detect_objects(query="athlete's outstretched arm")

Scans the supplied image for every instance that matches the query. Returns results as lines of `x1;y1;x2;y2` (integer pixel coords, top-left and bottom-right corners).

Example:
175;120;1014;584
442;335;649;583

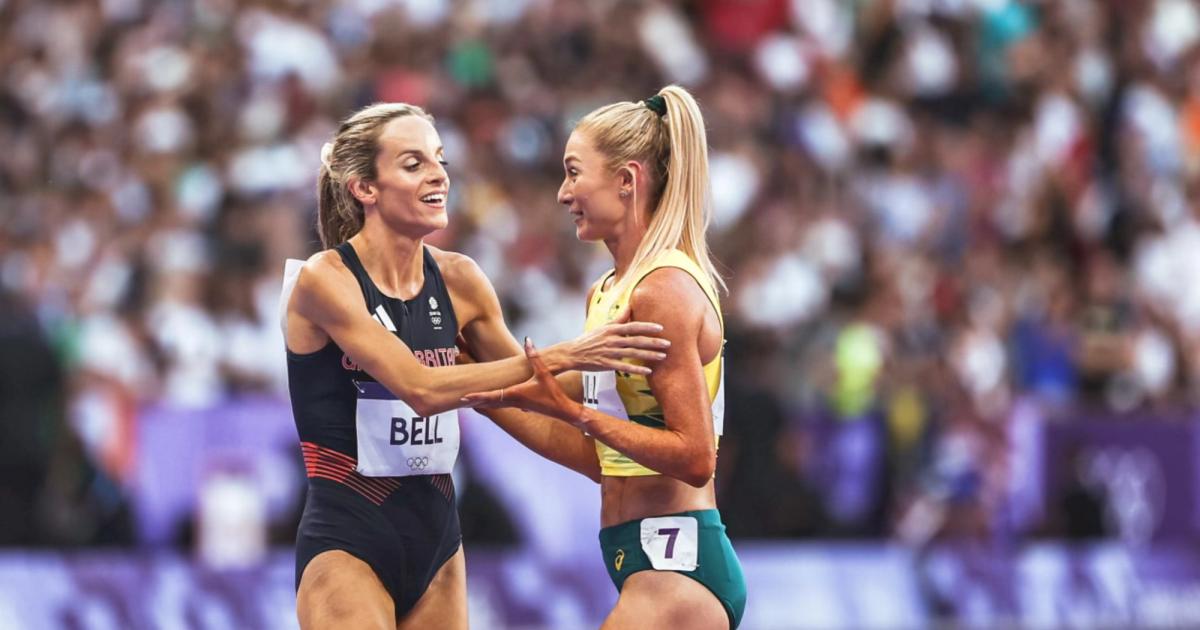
289;251;668;417
465;268;718;488
442;254;604;482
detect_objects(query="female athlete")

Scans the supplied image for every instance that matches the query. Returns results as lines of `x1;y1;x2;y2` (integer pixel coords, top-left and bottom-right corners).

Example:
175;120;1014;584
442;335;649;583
464;86;747;629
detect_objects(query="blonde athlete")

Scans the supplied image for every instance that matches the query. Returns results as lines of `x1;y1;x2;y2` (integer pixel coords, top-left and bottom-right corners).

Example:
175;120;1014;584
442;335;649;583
464;86;746;629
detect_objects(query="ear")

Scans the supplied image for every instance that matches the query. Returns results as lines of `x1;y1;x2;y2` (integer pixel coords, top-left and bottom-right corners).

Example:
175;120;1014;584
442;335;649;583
348;176;377;206
617;161;642;199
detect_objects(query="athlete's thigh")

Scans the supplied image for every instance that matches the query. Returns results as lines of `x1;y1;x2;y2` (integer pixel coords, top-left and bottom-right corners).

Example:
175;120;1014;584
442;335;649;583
602;570;728;630
297;550;394;630
397;546;467;630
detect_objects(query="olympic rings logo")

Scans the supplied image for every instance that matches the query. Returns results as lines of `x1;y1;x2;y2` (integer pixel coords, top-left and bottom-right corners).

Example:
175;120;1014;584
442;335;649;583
407;456;430;470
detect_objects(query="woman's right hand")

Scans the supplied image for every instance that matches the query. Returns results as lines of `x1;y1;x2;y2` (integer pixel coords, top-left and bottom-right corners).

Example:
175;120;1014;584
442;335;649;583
462;339;579;418
542;308;669;376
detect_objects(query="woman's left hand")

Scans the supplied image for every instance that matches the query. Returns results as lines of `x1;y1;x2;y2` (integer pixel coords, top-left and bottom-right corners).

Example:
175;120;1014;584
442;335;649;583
462;338;582;422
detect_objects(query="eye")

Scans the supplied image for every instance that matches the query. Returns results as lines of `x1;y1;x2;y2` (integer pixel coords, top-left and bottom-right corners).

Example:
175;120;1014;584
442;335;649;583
404;161;420;172
568;167;579;177
438;159;449;168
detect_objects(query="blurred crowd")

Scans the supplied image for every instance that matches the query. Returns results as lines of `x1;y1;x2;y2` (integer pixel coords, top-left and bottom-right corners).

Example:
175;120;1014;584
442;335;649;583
3;0;1200;546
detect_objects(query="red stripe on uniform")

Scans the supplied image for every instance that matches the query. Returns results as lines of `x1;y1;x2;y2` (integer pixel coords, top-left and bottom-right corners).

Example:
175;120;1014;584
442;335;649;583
309;466;389;504
428;473;454;501
300;442;402;505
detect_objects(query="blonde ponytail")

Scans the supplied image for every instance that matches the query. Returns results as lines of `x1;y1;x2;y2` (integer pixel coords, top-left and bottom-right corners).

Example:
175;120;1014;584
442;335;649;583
576;86;726;296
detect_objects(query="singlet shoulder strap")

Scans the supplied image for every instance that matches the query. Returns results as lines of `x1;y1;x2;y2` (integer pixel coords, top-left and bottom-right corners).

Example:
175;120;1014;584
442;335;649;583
334;241;364;276
420;246;444;291
333;242;379;307
628;250;723;328
586;268;616;318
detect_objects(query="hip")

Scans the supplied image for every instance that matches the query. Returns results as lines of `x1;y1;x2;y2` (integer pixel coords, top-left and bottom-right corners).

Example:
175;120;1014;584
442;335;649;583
600;474;715;528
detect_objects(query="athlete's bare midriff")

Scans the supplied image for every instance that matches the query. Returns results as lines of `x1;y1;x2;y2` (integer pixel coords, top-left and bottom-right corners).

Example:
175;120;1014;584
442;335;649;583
600;474;716;528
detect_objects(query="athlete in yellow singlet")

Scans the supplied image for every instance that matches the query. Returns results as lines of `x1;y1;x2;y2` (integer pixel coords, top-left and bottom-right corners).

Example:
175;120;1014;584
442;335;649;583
464;86;747;630
584;249;725;477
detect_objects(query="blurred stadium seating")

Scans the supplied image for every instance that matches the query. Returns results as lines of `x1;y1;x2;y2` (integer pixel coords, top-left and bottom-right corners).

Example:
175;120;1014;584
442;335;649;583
3;0;1200;627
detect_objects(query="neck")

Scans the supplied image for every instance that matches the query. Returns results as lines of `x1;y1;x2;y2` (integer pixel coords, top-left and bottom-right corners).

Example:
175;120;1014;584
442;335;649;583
605;234;642;284
606;201;651;284
349;215;425;299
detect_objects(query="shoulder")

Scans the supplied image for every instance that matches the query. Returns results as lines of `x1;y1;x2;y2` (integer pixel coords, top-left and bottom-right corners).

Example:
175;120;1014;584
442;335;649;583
426;246;501;323
629;266;709;328
427;245;491;292
290;249;361;322
294;249;352;295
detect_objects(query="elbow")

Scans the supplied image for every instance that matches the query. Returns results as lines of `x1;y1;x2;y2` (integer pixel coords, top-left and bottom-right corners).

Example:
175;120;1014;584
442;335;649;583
413;395;450;418
682;447;717;488
682;471;713;489
405;386;440;418
580;458;603;484
410;401;437;418
404;367;449;417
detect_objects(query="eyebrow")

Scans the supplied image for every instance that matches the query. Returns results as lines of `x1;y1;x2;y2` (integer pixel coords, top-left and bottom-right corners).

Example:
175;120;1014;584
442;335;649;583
397;148;445;159
563;155;580;166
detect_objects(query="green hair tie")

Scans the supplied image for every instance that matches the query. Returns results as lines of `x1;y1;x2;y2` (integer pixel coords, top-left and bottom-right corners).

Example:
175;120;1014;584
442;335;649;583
643;95;667;116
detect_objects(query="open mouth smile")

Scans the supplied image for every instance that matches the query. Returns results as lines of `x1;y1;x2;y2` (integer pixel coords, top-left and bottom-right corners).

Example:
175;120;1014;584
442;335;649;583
419;192;447;207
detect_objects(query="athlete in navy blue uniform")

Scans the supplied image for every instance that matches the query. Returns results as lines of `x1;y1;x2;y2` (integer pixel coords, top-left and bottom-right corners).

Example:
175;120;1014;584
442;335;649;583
282;103;671;630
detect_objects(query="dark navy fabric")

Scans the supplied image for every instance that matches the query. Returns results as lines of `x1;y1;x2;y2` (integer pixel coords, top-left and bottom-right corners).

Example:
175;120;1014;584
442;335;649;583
287;243;462;618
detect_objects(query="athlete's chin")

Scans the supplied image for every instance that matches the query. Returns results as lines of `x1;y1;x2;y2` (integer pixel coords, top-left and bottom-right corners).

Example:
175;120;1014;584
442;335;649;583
416;210;449;232
380;207;447;237
574;223;602;242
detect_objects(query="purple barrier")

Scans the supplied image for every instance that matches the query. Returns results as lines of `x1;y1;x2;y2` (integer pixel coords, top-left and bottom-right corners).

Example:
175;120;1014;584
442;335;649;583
1;545;1199;629
133;398;1200;550
133;397;301;546
1041;418;1199;544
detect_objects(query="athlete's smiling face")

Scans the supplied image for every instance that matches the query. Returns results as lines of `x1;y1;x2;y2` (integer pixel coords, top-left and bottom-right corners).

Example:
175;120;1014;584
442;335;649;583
355;115;449;236
558;130;628;242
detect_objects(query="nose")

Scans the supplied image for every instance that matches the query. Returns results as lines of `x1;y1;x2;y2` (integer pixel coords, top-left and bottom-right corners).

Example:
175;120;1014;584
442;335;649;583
557;178;572;205
428;161;448;186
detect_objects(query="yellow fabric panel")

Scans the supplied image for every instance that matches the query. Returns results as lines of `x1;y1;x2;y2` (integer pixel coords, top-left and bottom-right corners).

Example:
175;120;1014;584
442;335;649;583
584;249;724;477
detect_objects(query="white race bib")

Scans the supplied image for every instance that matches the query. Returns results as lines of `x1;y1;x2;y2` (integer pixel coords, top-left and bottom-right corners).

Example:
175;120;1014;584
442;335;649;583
354;380;460;477
583;369;724;435
582;371;629;420
639;516;698;571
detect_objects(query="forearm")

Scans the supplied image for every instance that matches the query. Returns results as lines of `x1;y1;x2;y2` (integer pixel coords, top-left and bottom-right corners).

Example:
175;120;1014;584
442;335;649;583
570;405;715;487
480;407;600;482
375;356;532;416
410;338;566;417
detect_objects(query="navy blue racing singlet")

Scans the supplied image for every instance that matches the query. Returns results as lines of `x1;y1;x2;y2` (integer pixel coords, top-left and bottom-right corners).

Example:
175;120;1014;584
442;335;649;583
286;242;464;618
287;242;461;467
